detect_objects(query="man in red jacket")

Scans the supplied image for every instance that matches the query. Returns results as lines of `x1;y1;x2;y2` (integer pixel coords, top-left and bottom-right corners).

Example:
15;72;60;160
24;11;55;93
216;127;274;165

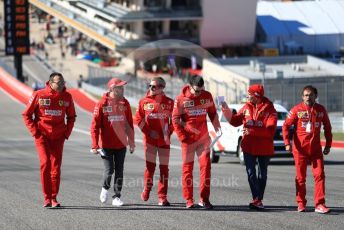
90;77;135;206
282;85;332;214
22;72;76;208
221;84;277;210
172;75;221;209
136;77;174;206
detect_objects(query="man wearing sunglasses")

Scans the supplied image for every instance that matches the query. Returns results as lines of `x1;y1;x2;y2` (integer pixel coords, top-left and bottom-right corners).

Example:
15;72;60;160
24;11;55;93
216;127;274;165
172;75;221;209
23;72;76;208
136;77;174;206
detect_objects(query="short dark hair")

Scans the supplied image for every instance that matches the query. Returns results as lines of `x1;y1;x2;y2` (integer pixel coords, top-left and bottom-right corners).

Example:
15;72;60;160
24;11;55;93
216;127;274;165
49;72;63;81
151;76;166;88
188;75;204;87
302;85;318;97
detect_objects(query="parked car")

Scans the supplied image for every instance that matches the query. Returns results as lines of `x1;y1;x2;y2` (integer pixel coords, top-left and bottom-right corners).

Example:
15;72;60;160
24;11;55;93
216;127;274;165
207;103;293;164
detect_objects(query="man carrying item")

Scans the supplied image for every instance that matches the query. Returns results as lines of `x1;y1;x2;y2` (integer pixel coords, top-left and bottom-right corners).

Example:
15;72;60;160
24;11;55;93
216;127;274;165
23;72;76;208
282;85;332;214
172;75;221;209
90;77;135;206
136;77;174;206
221;84;277;210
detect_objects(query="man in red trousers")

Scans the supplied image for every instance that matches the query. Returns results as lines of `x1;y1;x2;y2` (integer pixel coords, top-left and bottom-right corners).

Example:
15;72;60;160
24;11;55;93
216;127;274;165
136;77;174;206
282;85;332;214
172;75;221;209
23;72;76;208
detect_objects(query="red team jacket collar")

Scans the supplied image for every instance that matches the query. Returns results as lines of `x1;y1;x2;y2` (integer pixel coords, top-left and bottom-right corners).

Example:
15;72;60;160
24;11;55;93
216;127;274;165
180;85;204;98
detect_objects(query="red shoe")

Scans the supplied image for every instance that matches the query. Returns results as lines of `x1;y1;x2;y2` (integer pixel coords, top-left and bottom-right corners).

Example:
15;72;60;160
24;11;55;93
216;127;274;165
51;199;61;208
249;199;264;210
186;200;194;209
43;199;51;208
297;203;306;212
315;204;330;214
158;199;171;206
141;190;150;202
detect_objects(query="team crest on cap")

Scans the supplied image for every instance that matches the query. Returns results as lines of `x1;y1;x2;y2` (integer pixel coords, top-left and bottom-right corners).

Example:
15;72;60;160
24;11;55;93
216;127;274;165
39;98;51;106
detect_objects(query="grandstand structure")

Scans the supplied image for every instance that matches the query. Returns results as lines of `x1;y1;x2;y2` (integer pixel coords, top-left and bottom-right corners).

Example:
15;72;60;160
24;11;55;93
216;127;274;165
203;55;344;113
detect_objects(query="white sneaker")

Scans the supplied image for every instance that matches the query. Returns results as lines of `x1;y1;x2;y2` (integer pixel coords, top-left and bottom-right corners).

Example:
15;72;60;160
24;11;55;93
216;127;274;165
112;197;124;206
99;188;109;203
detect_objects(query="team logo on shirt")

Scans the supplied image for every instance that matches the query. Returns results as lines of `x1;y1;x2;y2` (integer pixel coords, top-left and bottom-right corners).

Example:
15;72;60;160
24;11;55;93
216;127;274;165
183;100;194;108
58;100;64;107
118;105;126;111
160;104;171;110
39;98;51;106
297;111;309;119
102;106;112;113
144;103;154;111
200;99;205;105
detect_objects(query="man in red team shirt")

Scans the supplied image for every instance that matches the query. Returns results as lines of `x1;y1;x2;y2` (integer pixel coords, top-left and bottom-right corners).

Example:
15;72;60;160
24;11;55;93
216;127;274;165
136;77;174;206
282;85;332;214
90;77;135;206
172;75;221;209
23;72;76;208
221;84;277;210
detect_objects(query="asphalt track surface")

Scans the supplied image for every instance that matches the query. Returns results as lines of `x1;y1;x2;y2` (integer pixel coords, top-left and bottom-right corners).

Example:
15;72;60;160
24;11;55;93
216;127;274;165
1;88;344;230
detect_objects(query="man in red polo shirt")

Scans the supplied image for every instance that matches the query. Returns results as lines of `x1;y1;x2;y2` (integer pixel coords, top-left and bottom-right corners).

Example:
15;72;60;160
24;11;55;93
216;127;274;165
172;75;221;209
23;72;76;208
136;77;174;206
282;85;332;214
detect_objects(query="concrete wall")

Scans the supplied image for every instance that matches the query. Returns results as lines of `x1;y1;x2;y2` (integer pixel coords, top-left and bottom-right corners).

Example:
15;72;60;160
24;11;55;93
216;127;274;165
200;0;258;47
202;58;249;103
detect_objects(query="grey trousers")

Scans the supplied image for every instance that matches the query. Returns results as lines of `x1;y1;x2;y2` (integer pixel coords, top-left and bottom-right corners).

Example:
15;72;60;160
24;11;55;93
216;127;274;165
101;148;126;198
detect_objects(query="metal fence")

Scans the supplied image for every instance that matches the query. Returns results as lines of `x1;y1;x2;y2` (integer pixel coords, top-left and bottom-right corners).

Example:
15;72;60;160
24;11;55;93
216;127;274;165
251;76;344;113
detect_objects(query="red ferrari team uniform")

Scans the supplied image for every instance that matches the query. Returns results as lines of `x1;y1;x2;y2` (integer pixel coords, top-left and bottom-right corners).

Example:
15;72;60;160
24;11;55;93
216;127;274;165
136;92;174;200
90;92;135;150
282;102;332;206
224;97;277;156
172;86;220;203
22;82;76;202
